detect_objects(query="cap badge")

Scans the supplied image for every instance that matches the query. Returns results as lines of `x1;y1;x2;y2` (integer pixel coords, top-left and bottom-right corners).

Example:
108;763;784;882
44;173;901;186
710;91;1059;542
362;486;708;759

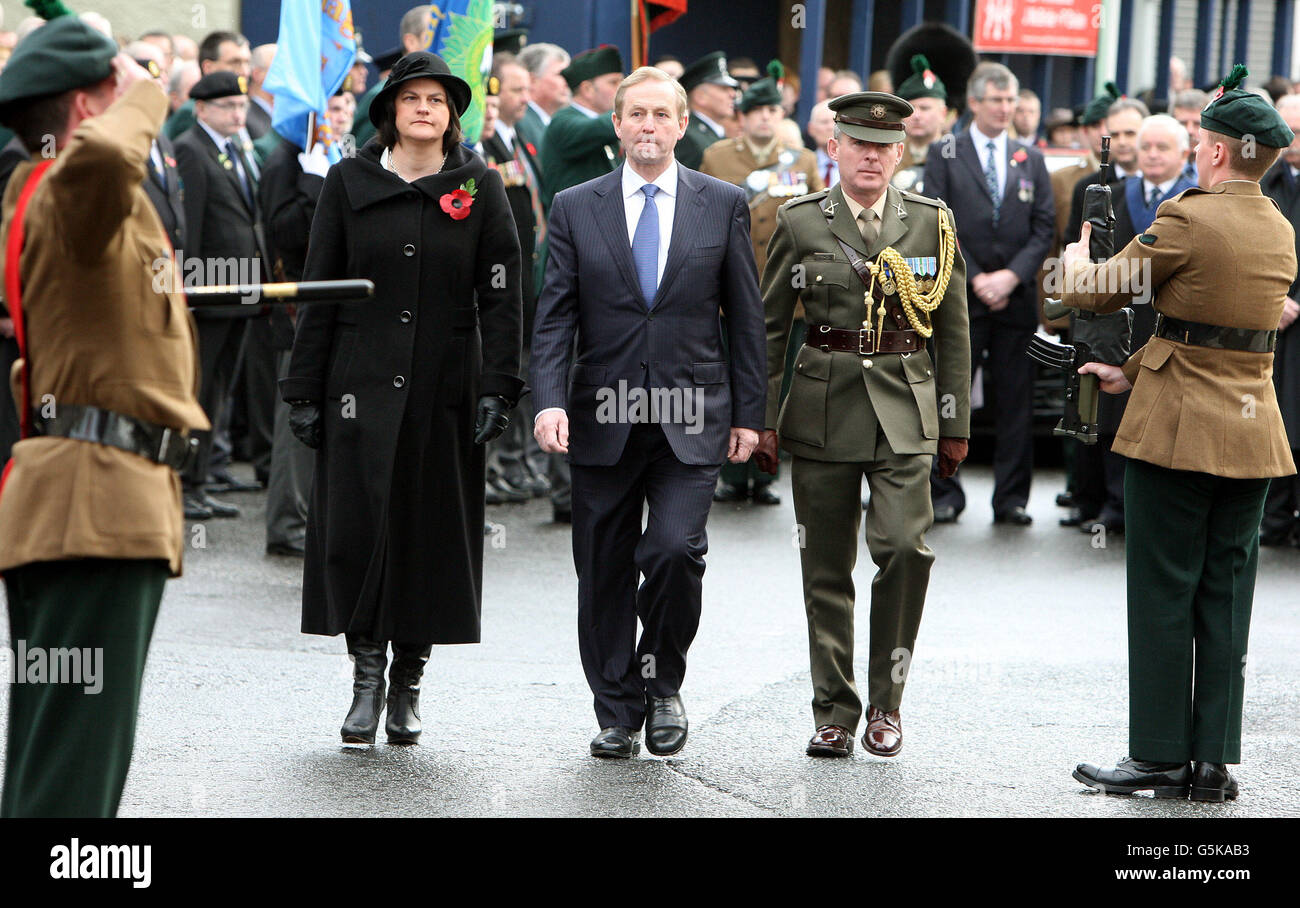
237;75;248;94
871;103;886;119
922;70;935;89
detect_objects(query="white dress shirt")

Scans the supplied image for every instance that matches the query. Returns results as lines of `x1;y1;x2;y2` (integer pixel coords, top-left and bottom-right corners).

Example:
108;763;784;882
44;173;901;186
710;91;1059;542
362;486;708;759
694;110;726;139
969;122;1008;198
570;101;600;120
199;120;253;193
1141;175;1179;206
527;100;552;128
622;158;678;288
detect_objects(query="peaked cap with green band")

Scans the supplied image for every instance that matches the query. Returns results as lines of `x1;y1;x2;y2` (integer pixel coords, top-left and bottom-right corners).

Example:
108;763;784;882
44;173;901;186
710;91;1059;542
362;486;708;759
0;0;118;110
1200;64;1295;148
738;60;785;113
561;45;623;91
1080;81;1121;126
895;54;947;103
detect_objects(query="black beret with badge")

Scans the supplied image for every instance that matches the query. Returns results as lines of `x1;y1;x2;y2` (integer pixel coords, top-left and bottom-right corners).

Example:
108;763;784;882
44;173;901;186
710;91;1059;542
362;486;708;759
1200;64;1295;148
0;0;118;112
828;91;913;145
189;71;249;102
561;45;624;91
737;60;785;113
679;51;738;94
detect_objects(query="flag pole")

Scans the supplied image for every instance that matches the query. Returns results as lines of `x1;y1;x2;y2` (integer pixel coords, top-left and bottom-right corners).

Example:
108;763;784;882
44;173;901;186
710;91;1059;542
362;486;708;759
631;0;643;70
306;111;316;153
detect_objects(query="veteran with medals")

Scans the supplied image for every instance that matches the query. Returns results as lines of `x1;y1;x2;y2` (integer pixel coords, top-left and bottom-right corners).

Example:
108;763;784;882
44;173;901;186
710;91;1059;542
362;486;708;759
702;61;822;505
754;92;971;758
1068;67;1297;802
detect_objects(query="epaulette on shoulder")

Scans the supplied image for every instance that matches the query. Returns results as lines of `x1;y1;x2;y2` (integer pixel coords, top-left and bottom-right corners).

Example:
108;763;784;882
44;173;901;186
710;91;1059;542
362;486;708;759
899;190;943;208
782;188;829;210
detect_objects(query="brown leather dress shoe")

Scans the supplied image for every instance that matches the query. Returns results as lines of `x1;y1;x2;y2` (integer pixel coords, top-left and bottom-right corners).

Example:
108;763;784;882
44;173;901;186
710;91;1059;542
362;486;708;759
806;725;854;757
862;707;902;756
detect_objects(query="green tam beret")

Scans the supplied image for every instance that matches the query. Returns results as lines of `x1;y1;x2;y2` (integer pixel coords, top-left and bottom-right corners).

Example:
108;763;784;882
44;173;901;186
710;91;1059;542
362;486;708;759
680;51;738;93
0;14;117;110
561;45;624;91
190;71;248;101
738;60;785;113
1080;81;1121;126
895;55;947;103
1200;64;1295;149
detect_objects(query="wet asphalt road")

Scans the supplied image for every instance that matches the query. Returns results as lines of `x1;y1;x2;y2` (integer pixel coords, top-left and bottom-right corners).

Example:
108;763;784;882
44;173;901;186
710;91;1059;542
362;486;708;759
2;463;1298;818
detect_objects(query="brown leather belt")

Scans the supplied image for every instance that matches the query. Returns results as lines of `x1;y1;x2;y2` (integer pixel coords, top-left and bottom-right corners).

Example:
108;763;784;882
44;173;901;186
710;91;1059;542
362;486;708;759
806;324;921;355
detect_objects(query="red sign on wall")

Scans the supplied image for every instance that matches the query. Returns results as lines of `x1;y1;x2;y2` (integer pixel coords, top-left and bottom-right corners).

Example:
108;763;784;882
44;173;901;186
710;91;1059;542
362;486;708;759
973;0;1101;58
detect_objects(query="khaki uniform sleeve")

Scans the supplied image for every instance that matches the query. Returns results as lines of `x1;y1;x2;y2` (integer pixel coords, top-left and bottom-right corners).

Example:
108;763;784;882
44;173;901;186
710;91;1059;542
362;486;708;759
47;80;168;257
932;204;971;438
760;203;801;429
1062;199;1192;314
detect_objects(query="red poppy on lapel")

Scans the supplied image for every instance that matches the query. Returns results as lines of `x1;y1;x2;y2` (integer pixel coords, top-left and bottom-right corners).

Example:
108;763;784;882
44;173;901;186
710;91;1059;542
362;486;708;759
440;179;477;221
525;142;537;157
1011;148;1028;165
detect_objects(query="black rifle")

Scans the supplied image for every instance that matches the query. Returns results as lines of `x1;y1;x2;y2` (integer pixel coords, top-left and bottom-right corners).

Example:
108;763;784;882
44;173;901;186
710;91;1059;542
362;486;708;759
1026;136;1132;444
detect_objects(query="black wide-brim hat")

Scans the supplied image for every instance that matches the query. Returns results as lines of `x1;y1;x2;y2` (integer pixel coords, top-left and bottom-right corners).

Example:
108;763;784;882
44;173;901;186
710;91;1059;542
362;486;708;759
369;51;472;130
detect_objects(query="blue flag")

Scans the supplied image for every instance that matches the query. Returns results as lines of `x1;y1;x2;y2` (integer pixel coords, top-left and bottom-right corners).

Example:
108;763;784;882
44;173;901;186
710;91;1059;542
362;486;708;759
263;0;357;163
419;0;494;144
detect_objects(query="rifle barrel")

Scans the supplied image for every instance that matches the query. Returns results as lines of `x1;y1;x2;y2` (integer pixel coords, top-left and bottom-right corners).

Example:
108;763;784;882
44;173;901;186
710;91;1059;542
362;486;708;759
185;279;375;307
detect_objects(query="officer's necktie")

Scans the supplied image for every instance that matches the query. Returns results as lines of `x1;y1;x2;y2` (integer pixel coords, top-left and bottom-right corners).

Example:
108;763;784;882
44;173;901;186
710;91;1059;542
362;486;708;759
1147;184;1161;209
632;183;660;306
823;159;833;187
984;139;1001;225
226;139;255;210
858;209;878;250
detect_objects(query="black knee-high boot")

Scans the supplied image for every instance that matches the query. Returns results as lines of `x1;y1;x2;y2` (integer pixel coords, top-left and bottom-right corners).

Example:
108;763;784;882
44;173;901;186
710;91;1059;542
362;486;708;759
386;643;431;745
341;635;387;744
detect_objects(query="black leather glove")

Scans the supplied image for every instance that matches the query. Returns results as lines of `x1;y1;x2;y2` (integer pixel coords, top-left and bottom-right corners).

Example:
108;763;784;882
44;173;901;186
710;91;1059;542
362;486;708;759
288;401;322;449
473;395;511;445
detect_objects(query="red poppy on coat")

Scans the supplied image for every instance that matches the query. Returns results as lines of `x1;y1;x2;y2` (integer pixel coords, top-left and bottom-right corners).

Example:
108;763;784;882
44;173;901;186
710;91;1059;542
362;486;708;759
441;188;474;220
525;142;537;157
1012;148;1028;164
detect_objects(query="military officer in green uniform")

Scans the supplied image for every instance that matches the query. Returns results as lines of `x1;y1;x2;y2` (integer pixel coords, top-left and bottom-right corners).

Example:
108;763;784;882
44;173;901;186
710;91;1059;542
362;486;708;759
0;8;208;816
702;61;822;505
754;92;971;759
674;51;738;171
538;45;624;213
1068;66;1297;802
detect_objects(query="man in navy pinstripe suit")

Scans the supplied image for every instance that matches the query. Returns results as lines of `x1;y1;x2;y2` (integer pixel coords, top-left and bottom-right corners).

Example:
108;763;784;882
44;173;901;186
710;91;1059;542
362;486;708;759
532;67;766;759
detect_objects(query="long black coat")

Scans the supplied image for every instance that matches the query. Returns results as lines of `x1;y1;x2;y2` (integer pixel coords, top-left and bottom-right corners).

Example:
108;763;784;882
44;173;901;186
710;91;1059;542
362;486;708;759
281;140;524;643
1262;159;1300;445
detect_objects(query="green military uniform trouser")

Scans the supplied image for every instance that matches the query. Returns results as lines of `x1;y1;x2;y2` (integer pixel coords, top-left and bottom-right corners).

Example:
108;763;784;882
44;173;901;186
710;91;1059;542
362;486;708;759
3;558;167;817
791;433;934;732
1125;459;1268;765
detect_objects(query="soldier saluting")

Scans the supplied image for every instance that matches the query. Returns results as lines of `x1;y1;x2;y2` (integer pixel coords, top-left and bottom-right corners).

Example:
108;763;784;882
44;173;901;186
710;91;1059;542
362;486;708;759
0;5;208;816
755;92;971;758
1067;66;1296;802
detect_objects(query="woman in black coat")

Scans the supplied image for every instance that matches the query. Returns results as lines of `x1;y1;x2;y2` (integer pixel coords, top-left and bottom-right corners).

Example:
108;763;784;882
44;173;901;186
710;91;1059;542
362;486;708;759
281;53;523;745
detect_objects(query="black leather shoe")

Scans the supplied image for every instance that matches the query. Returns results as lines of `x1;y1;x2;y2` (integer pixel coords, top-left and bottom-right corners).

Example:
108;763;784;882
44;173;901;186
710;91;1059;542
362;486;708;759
1259;526;1297;547
183;493;213;521
1080;518;1124;535
645;693;688;756
552;506;572;524
933;505;960;524
994;506;1032;526
207;469;262;493
341;637;387;744
1059;508;1088;527
712;481;746;503
200;493;240;518
386;643;431;745
488;474;529;503
1190;762;1239;802
751;484;781;505
590;726;640;758
1055;492;1076;508
1073;757;1192;797
266;542;305;557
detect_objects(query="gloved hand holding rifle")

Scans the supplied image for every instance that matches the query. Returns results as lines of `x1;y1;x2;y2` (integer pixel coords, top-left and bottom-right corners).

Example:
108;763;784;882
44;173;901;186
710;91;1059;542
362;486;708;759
1026;136;1134;443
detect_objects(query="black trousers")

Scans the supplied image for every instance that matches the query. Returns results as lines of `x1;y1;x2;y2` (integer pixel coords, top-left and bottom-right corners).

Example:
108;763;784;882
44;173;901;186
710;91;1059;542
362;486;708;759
1261;450;1300;540
569;422;720;730
185;317;247;488
931;316;1034;515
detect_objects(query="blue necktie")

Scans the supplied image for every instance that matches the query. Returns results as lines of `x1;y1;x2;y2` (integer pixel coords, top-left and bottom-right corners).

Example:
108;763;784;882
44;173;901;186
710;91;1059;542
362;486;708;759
1147;184;1161;209
984;140;1001;225
226;139;254;209
632;183;660;306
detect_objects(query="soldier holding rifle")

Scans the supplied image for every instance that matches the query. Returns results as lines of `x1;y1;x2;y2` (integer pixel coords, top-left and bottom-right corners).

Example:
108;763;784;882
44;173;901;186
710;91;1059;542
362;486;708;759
1064;67;1296;802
